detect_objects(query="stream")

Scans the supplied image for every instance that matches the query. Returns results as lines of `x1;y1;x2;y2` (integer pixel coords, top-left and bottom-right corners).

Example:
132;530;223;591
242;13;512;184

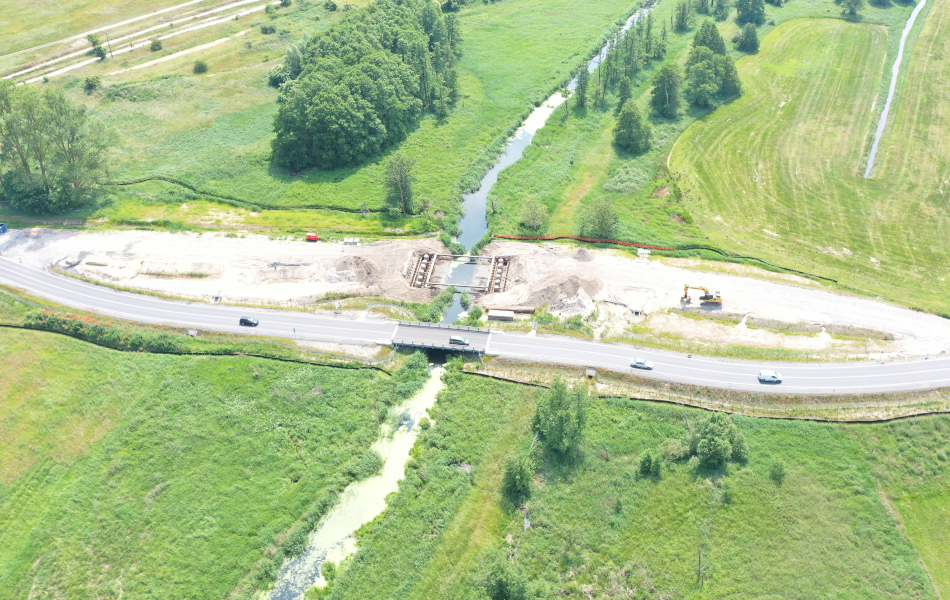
265;368;445;600
443;0;657;322
863;0;929;178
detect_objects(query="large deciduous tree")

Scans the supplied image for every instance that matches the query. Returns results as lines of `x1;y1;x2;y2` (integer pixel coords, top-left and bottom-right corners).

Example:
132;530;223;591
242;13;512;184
0;83;113;213
737;22;760;52
271;0;461;171
384;153;416;215
650;64;682;118
614;102;651;155
578;197;620;239
534;378;586;457
736;0;766;25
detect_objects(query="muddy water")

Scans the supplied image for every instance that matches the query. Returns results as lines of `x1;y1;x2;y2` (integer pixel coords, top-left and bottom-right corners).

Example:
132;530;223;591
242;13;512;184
864;0;929;178
444;2;656;323
266;367;445;600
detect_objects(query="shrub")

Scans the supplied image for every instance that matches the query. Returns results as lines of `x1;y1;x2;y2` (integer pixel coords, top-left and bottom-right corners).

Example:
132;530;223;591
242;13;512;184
769;460;785;485
690;412;748;468
534;378;586;457
639;451;654;477
351;450;384;480
280;0;293;5
150;38;162;51
737;23;760;53
324;0;337;9
418;417;431;431
193;60;208;74
484;554;528;600
268;65;289;87
502;451;534;503
83;76;102;94
261;24;276;34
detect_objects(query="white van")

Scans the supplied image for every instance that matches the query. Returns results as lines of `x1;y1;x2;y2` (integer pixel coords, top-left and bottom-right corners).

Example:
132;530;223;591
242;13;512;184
758;370;782;383
449;335;469;345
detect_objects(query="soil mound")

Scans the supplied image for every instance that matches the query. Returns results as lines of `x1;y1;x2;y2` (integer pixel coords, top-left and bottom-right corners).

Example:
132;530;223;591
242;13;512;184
333;256;381;285
526;274;603;309
571;248;595;262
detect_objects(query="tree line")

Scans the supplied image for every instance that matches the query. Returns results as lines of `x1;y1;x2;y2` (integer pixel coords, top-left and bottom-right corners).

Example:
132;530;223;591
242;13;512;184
271;0;461;172
0;82;113;213
560;20;744;240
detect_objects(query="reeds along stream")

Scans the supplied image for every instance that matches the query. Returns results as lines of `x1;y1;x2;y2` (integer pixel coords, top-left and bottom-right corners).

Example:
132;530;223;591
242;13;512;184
266;367;445;600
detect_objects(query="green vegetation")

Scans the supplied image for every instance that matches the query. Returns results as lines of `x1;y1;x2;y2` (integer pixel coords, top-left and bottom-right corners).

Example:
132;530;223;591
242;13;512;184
272;0;460;171
672;14;950;312
324;369;950;598
0;83;114;213
43;0;641;235
0;326;432;599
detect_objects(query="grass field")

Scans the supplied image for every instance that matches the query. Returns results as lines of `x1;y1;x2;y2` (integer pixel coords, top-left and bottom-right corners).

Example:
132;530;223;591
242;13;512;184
0;326;430;599
0;0;218;57
325;366;950;598
671;11;950;312
27;0;643;235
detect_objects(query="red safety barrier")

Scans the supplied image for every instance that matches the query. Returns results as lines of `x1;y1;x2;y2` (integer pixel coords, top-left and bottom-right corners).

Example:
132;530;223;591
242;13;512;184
491;233;676;252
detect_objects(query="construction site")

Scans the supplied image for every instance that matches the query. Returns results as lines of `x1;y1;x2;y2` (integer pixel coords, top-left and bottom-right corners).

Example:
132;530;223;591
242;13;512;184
2;227;950;357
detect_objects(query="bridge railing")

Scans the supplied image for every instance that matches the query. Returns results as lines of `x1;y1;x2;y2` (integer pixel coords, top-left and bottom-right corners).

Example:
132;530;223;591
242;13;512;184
397;320;490;333
393;340;482;353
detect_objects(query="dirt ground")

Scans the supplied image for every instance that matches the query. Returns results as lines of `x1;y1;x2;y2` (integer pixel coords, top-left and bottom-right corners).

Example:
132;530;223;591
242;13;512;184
482;241;950;356
2;229;949;356
0;228;444;306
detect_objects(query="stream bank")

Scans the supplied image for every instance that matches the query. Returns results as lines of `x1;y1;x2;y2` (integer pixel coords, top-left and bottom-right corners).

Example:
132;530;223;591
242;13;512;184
265;367;445;600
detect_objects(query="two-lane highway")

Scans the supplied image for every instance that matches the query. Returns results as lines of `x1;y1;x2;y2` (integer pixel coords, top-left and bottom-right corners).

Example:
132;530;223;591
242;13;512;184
2;257;949;394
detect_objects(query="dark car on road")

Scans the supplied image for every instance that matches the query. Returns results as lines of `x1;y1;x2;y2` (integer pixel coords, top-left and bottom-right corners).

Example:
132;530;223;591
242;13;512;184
239;317;259;327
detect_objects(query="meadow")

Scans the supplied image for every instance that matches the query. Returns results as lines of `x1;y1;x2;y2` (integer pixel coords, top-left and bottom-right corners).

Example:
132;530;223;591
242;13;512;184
671;6;950;313
0;324;431;599
27;0;644;235
324;364;950;599
483;0;947;310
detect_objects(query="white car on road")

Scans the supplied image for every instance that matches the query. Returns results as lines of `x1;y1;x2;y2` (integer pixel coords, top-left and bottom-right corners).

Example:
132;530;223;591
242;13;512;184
631;358;654;370
758;370;782;384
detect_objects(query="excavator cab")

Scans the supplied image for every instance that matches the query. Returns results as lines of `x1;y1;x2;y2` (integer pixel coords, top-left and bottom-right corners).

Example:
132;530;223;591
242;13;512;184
682;285;722;305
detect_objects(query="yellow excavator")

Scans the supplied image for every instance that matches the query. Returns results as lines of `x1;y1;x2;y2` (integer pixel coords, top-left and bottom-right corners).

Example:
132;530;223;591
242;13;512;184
682;285;722;305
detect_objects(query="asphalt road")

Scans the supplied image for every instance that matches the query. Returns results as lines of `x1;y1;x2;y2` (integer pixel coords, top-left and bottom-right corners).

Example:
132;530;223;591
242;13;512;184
2;258;949;394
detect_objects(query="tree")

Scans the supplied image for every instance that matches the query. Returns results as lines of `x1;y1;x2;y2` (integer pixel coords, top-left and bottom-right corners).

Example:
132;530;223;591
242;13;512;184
735;0;766;25
614;102;651;155
616;76;632;113
714;0;731;20
719;57;742;98
685;46;740;107
150;38;162;51
272;0;459;171
579;197;620;239
651;64;682;118
83;76;102;94
484;554;528;600
519;197;547;230
691;413;748;468
193;60;208;74
674;0;692;31
841;0;864;16
502;451;534;502
384;153;416;215
534;378;586;457
575;68;589;108
769;460;785;485
693;20;727;55
737;22;760;52
87;34;107;60
0;87;113;213
639;451;654;476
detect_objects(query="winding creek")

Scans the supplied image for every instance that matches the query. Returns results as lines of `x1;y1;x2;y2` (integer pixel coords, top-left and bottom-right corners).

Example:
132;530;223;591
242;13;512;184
864;0;929;178
266;368;445;600
266;4;658;597
442;0;657;323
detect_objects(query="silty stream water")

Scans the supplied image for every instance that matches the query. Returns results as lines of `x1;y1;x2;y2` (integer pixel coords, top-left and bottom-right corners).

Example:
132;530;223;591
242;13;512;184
266;5;660;597
265;368;445;600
